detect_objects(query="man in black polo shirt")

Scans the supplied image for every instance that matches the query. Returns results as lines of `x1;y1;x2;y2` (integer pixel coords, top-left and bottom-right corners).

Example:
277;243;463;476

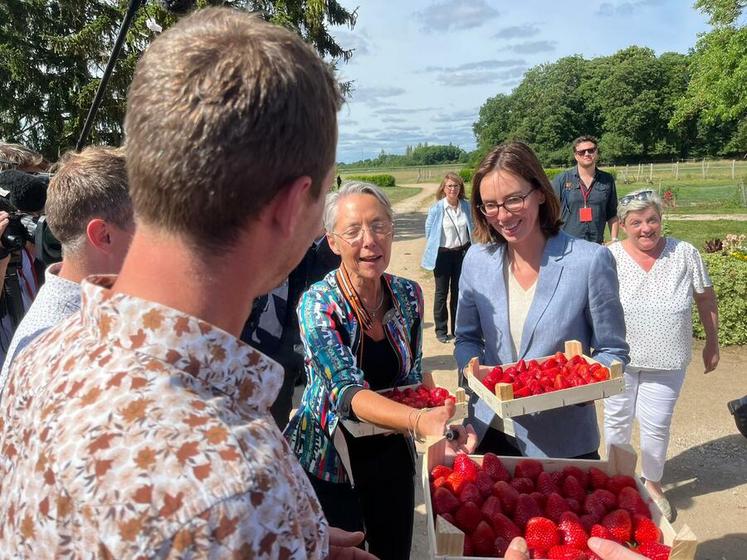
552;135;619;244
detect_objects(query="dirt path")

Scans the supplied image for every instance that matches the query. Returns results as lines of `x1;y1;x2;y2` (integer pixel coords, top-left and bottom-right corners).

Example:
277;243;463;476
388;184;747;560
666;214;747;221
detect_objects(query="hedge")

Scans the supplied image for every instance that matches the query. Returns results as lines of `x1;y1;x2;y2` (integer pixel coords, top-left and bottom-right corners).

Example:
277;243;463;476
344;174;396;188
458;168;474;183
692;253;747;346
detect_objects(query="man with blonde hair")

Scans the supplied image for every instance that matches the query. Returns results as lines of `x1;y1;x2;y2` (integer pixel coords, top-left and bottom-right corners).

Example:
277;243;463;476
0;142;49;173
0;146;133;394
0;7;370;559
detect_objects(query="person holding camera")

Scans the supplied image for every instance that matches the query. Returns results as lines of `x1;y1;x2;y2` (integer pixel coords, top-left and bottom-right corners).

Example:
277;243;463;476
0;146;134;398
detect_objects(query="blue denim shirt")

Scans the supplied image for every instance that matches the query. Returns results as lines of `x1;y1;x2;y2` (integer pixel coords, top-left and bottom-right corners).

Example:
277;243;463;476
421;198;474;270
552;167;618;244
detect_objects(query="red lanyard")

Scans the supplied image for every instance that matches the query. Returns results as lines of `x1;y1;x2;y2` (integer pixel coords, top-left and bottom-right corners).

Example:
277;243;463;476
579;176;594;207
20;247;38;300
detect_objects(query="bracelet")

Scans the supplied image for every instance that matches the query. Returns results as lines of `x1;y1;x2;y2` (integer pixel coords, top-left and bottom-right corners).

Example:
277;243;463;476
412;408;426;443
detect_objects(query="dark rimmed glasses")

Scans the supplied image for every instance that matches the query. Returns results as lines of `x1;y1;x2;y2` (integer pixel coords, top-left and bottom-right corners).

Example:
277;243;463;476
478;190;535;216
575;147;597;156
619;190;654;206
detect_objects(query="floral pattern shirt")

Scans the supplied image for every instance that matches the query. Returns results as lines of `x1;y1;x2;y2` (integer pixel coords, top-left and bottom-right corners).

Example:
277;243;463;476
0;275;328;559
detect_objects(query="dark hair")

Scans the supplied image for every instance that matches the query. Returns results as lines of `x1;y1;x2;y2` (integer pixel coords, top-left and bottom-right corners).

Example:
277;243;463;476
436;172;465;201
471;142;562;244
572;135;599;151
0;170;48;213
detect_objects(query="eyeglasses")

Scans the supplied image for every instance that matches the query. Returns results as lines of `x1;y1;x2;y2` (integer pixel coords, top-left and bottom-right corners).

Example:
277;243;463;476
478;190;535;216
332;221;394;245
619;190;654;206
444;184;461;191
575;147;597;156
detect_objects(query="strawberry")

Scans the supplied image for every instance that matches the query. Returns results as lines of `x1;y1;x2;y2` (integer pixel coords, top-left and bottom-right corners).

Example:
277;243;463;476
545;492;571;523
432;487;460;515
525;516;560;551
459;482;483;506
453;453;480;483
480;495;503;524
602;509;632;543
558;511;589;550
550;470;566;487
430;464;452;480
590;524;612;539
493;480;520;515
471;520;496;556
588;467;609;491
618;486;651;518
547;545;590;559
462;534;474;556
511;476;535;494
431;476;451;492
537;471;560;495
562;475;587;505
515;458;544;481
514;494;542;530
482;452;512;482
580;514;598;533
494;537;510;557
475;470;495;497
584;489;617;514
636;542;671;560
447;471;468;495
562;466;589;490
530;491;547;510
633;514;660;544
490;512;521;542
566;498;581;514
606;475;637;496
454;501;482;533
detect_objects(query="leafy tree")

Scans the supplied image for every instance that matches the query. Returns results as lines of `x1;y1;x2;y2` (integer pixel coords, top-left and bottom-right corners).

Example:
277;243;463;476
694;0;746;26
0;0;357;159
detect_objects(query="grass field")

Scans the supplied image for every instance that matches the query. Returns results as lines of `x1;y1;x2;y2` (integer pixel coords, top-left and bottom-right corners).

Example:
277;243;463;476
383;185;423;204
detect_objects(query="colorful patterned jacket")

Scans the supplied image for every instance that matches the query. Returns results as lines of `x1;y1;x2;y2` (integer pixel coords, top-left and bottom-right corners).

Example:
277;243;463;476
284;270;423;483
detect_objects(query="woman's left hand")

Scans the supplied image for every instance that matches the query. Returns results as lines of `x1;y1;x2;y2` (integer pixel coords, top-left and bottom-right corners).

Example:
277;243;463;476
703;340;720;374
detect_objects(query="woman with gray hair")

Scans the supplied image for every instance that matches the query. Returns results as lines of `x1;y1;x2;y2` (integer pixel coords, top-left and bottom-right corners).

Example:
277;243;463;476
285;181;474;559
604;188;720;521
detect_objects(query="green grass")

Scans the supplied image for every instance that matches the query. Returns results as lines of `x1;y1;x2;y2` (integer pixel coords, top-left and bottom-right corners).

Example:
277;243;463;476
609;219;747;251
618;181;747;214
384;185;422;204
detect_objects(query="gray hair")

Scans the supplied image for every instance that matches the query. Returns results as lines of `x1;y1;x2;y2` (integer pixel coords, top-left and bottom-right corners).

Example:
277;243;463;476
324;181;394;232
618;189;663;224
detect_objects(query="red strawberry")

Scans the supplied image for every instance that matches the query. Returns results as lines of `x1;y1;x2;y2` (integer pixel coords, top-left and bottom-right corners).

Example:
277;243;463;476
618;486;651;518
562;466;589;490
491;512;522;542
462;534;474;556
433;487;459;515
454;501;482;533
602;509;632;543
547;545;590;559
580;514;598;533
480;495;503;523
482;452;512;482
637;542;671;560
447;471;468;495
493;480;520;515
633;514;661;544
550;470;566;487
459;482;483;506
494;537;510;557
475;470;495;497
525;516;560;551
431;476;451;492
584;489;617;514
590;524;612;539
515;458;544;481
511;477;535;494
440;512;456;526
537;471;560;495
514;494;542;530
606;474;637;496
530;491;547;510
545;492;571;523
562;475;587;505
558;511;589;550
566;498;581;514
471;520;496;556
430;464;452;480
453;453;480;483
588;467;610;491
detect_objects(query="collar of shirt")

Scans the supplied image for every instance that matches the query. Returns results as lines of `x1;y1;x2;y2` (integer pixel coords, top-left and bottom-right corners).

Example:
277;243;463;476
79;275;282;409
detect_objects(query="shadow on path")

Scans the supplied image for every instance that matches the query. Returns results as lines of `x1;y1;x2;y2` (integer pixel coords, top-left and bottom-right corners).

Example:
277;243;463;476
395;211;427;242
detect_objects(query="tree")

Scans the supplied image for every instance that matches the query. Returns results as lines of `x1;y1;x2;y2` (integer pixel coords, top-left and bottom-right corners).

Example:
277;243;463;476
694;0;746;26
0;0;357;159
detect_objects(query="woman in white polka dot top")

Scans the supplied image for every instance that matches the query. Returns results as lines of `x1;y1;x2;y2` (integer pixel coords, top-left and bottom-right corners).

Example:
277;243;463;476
604;189;720;522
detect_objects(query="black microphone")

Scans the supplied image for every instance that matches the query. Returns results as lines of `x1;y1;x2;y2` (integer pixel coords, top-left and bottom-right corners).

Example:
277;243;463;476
158;0;196;13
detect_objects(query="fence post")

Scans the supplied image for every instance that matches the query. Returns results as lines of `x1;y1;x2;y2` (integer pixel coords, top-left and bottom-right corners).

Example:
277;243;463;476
675;161;679;180
637;163;642;182
649;163;653;182
733;160;736;180
625;164;629;182
702;158;706;180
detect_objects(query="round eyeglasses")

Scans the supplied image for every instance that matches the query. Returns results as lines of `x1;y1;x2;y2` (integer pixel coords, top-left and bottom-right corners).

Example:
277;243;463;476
332;221;394;245
478;190;534;216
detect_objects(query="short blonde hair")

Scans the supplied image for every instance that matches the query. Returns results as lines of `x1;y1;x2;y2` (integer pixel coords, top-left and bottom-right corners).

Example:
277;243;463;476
0;143;48;172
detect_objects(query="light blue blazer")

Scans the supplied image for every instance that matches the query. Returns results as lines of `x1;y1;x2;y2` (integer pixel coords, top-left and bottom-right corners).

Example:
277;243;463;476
421;198;474;270
454;231;629;458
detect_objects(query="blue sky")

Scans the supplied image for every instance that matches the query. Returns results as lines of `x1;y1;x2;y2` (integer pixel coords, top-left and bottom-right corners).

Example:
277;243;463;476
330;0;711;163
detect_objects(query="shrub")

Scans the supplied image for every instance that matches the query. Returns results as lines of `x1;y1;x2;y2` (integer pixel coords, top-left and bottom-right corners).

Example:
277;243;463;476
458;168;474;183
543;167;564;181
344;174;396;188
692;252;747;346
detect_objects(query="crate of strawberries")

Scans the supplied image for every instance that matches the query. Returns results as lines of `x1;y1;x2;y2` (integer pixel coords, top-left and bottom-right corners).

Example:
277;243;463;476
341;371;468;437
423;437;697;560
465;340;624;419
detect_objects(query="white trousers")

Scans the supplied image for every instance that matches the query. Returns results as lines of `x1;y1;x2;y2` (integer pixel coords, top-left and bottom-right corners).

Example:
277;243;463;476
603;367;686;483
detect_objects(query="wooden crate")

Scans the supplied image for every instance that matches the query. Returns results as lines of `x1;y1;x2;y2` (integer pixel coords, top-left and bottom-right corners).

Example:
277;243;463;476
342;371;468;438
465;340;624;419
423;437;697;560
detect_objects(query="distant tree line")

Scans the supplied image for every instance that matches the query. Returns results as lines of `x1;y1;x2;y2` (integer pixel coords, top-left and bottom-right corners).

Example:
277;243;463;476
338;143;468;168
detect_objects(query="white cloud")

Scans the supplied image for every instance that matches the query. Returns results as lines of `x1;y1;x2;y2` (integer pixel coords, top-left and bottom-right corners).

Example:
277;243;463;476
492;24;540;40
414;0;499;32
508;40;557;54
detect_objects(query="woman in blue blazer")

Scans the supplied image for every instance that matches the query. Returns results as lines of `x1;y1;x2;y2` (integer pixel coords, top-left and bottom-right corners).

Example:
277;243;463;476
454;142;629;459
421;172;474;343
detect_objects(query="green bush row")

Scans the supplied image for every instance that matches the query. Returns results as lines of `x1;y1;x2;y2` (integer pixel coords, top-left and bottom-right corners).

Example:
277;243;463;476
458;168;474;183
344;174;396;187
692;253;747;346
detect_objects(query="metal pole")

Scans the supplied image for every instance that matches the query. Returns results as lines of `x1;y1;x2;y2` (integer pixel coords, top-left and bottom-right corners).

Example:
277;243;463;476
76;0;144;151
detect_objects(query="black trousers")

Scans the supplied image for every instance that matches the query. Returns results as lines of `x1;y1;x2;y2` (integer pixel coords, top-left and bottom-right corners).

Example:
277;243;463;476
307;471;415;560
433;245;468;337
